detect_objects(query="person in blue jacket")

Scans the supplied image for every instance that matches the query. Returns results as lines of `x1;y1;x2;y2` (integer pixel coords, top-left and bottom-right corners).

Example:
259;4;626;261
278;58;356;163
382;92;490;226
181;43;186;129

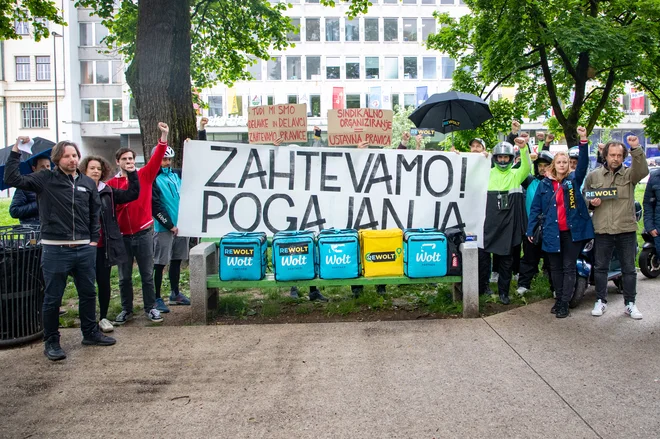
527;126;595;318
9;156;51;225
643;168;660;252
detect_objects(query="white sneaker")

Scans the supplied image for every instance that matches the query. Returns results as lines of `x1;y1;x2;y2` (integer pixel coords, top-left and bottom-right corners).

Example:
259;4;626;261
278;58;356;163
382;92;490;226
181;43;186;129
591;300;607;317
624;302;643;320
99;318;114;333
516;286;528;296
490;272;499;283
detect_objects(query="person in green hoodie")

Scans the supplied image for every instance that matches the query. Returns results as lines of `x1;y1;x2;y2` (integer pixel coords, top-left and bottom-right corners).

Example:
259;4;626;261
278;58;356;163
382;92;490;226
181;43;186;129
484;136;531;304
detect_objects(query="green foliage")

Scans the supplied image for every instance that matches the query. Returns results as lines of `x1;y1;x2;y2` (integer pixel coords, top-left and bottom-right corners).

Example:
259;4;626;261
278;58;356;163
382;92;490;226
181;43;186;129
0;199;19;227
427;0;660;145
390;105;432;149
0;0;65;41
217;294;251;317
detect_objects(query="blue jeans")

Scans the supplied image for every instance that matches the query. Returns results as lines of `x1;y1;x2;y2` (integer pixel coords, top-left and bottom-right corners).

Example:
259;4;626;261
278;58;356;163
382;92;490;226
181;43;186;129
118;229;156;313
594;232;638;304
41;244;97;340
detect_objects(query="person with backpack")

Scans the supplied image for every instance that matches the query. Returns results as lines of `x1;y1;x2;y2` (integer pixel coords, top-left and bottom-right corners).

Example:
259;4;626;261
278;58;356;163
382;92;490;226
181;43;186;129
526;127;594;318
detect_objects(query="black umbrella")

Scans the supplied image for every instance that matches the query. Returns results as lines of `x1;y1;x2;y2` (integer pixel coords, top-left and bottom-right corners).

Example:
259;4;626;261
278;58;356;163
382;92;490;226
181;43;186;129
408;91;493;133
0;137;55;191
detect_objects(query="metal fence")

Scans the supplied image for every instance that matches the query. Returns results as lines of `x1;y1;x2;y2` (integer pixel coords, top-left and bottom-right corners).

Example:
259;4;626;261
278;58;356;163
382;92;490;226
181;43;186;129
0;225;43;347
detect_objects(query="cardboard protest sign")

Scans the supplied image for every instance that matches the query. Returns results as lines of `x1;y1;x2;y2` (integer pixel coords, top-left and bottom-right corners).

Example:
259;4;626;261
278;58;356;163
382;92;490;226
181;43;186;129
410;128;435;137
247;104;307;144
584;187;618;200
327;109;393;147
178;142;491;247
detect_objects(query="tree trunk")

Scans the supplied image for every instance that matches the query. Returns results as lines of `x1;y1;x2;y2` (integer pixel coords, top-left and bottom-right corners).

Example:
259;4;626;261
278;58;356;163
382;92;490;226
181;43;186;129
126;0;197;168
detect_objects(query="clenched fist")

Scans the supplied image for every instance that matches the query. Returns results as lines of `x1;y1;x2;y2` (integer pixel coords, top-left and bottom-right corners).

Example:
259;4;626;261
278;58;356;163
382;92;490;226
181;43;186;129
627;135;640;149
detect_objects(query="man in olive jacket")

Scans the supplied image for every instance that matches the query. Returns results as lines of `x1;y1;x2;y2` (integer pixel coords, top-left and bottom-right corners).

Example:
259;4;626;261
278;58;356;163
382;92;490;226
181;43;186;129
584;136;649;319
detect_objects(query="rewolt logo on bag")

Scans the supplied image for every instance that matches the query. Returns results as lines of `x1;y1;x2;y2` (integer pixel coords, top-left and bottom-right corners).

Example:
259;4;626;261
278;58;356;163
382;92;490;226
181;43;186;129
365;248;402;263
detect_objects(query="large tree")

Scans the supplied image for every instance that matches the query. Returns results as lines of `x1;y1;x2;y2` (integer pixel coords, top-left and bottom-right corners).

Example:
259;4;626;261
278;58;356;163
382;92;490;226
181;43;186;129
427;0;660;146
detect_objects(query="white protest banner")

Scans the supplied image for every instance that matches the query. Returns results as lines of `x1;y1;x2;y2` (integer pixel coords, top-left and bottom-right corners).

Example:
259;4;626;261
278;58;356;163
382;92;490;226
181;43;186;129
327;108;393;147
247;103;307;144
178;141;490;247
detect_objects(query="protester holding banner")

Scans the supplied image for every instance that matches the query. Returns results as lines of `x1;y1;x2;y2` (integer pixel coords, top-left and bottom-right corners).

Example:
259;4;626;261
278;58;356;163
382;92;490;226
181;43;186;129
526;127;594;318
484;136;531;305
79;155;140;333
151;145;192;313
106;123;169;325
4;137;114;361
584;135;649;319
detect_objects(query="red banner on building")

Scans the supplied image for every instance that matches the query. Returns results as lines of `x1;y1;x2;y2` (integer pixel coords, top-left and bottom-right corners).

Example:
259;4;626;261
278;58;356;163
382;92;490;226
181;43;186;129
630;88;645;112
332;87;345;109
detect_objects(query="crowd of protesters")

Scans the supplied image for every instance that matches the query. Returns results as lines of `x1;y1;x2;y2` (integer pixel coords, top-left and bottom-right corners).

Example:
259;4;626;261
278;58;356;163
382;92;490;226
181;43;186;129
3;113;657;361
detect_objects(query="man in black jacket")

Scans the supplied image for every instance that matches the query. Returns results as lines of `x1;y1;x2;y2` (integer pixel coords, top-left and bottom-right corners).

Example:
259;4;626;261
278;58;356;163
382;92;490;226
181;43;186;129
9;156;51;225
3;137;115;361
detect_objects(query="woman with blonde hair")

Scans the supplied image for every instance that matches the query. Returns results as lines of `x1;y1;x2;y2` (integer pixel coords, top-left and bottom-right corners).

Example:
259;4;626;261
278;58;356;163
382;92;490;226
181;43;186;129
79;155;139;332
526;127;594;318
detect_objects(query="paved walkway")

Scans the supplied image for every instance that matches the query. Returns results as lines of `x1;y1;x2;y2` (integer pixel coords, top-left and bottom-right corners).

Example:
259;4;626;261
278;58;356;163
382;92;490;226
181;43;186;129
1;273;659;438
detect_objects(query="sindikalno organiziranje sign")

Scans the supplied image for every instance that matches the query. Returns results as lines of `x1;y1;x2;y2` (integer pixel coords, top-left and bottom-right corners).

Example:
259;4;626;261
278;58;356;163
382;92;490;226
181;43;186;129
177;141;490;247
327;108;393;147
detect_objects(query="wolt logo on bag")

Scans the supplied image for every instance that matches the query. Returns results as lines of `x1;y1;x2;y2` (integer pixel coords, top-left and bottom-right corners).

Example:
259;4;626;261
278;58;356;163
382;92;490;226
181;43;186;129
317;229;360;279
272;231;317;280
219;232;267;280
403;229;448;278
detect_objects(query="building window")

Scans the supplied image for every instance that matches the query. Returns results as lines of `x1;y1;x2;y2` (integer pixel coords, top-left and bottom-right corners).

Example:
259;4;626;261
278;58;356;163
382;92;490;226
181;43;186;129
384;57;398;79
287;18;300;42
286;56;301;80
35;56;51;81
21;102;48;128
209;96;223;117
288;95;298;104
82;100;95;122
15;57;30;81
326;18;340;42
306;18;320;41
95;23;109;46
403;18;417;41
306;0;320;3
326;57;340;79
404;93;416;108
392;94;400;109
268;57;281;80
364;18;379;42
306;56;321;80
366;57;379;79
96;61;110;84
310;95;321;117
403;0;417;4
404;57;417;79
97;99;111;122
14;20;29;35
346;57;360;79
442;57;455;79
81;61;93;84
384;18;398;42
129;98;138;119
383;0;397;4
112;61;123;83
422;0;436;4
346;94;361;109
267;96;274;105
113;100;123;121
422;18;436;41
423;57;437;79
247;60;262;80
346;19;359;42
441;0;455;4
79;23;93;46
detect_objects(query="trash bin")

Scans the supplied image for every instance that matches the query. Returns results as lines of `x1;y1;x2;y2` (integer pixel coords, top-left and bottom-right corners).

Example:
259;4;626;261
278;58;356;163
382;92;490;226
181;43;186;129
0;225;43;347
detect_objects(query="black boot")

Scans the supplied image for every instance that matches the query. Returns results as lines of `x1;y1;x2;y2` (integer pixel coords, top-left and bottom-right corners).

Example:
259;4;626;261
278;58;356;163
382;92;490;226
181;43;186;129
44;335;66;361
550;298;561;314
499;292;510;305
556;301;569;319
351;285;363;299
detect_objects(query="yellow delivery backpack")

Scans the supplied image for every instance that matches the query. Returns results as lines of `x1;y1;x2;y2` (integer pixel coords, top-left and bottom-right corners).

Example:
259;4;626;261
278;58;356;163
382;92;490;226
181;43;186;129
359;229;404;277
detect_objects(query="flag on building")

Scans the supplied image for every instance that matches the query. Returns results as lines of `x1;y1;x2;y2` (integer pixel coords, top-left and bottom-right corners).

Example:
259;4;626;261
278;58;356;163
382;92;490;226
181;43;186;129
332;87;345;109
630;88;645;112
368;87;382;109
228;88;238;114
250;94;261;106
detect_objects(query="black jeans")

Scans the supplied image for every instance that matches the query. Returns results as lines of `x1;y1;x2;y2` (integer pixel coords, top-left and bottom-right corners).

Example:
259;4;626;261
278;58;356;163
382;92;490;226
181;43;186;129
118;229;156;313
478;248;491;294
594;232;638;304
518;239;553;290
41;245;97;340
96;247;112;320
547;231;585;303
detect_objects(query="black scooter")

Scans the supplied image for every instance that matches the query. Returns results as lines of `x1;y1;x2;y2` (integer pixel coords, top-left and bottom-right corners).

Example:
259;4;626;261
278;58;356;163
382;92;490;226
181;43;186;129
639;232;660;278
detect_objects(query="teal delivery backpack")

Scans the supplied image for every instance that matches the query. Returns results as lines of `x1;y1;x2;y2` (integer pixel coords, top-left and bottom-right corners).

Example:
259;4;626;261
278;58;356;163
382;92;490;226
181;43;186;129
403;228;448;278
317;229;360;279
219;232;268;281
272;230;317;281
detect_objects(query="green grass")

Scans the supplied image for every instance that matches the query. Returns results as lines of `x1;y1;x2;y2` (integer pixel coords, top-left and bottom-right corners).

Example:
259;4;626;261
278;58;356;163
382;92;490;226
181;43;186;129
0;198;19;227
